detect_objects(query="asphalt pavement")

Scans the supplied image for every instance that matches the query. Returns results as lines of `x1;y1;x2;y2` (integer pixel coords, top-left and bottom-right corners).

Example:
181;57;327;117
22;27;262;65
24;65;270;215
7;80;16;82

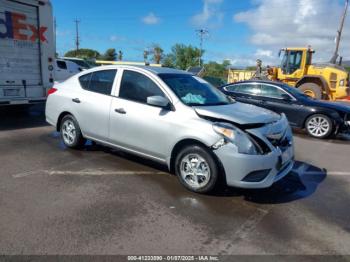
0;105;350;256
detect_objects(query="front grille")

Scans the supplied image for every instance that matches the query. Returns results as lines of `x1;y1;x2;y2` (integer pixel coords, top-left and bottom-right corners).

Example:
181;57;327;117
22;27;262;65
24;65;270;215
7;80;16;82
266;128;291;149
242;169;271;182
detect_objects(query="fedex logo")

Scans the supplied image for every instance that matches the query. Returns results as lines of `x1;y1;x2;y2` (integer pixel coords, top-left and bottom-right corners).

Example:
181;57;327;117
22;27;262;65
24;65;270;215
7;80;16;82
0;11;47;42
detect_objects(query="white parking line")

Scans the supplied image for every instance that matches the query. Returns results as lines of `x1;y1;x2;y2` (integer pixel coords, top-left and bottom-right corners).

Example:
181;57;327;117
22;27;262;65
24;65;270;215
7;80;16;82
12;169;167;178
46;170;168;176
12;167;350;179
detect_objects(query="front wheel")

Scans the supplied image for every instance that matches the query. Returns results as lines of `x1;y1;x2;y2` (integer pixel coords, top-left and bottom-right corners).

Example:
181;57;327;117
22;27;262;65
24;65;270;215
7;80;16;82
175;145;219;193
60;115;86;148
305;114;333;139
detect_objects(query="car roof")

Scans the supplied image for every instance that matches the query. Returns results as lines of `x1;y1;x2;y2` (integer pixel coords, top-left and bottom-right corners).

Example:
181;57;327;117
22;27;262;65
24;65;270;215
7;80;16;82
89;65;193;76
227;80;285;86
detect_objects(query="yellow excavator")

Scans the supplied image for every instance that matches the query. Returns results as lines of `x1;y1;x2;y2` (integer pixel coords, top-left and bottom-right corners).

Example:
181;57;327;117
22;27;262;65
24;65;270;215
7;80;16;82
268;47;349;100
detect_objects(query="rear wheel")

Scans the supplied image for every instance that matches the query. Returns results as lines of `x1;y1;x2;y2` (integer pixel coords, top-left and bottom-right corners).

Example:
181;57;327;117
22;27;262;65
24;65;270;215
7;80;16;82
298;83;323;99
305;114;333;139
175;145;219;193
60;115;86;148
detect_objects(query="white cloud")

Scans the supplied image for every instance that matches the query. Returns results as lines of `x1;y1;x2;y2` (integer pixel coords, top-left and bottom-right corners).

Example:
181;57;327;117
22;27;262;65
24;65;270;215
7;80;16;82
109;35;126;42
234;0;350;62
191;0;224;28
142;12;160;25
255;49;273;58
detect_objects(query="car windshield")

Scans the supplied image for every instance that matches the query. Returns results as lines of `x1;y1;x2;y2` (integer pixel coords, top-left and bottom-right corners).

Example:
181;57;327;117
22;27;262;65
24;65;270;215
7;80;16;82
159;74;233;106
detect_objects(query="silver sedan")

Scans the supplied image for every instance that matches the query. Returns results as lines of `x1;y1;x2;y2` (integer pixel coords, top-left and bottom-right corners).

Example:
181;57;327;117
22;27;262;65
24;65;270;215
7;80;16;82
45;65;294;193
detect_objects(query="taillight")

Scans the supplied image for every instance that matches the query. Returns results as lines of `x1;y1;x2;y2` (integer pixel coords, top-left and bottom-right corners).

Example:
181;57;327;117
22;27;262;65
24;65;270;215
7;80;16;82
47;87;57;96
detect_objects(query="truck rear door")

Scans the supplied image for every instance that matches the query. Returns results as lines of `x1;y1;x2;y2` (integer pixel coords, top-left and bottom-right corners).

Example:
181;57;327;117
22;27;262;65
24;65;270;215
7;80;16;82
0;0;43;102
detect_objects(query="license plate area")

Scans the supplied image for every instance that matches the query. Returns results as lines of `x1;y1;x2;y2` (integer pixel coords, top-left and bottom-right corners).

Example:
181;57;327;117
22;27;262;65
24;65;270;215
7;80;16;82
280;146;293;165
4;89;20;97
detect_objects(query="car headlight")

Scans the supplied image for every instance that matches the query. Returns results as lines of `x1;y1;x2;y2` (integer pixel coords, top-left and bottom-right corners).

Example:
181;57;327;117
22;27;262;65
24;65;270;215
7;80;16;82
213;123;258;155
340;79;345;86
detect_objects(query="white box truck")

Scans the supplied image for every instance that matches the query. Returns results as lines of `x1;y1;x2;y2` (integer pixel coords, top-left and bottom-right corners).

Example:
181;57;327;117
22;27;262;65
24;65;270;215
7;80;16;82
0;0;55;106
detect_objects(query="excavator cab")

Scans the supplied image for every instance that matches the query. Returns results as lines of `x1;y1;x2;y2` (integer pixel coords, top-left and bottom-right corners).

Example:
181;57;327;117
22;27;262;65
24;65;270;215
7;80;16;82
280;49;303;75
279;48;314;75
273;48;315;87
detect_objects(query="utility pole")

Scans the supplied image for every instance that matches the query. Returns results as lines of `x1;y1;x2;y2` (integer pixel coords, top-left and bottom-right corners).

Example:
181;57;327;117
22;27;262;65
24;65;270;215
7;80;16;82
196;29;209;67
74;19;80;54
54;17;57;57
330;0;349;64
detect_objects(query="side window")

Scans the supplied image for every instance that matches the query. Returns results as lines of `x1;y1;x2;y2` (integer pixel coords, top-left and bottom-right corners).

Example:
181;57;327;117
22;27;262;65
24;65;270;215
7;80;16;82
57;60;67;70
78;70;116;95
239;84;261;95
224;85;240;92
119;70;165;103
260;85;288;99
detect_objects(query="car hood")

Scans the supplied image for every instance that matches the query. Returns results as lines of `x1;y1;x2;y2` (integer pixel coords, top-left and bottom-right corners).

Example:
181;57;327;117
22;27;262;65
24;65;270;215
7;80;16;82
194;102;281;125
304;98;350;113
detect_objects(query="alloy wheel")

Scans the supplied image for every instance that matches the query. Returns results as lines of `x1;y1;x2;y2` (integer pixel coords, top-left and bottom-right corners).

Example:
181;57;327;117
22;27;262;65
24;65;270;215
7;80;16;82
180;154;211;189
307;116;330;137
62;120;77;146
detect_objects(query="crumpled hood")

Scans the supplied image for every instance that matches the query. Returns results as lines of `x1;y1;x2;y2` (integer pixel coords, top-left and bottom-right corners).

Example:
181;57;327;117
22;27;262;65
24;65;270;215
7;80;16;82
194;102;281;125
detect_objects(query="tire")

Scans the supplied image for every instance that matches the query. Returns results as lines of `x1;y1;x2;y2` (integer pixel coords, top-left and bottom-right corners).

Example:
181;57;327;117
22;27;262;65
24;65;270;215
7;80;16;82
298;83;323;100
60;115;86;148
175;145;219;193
305;114;333;139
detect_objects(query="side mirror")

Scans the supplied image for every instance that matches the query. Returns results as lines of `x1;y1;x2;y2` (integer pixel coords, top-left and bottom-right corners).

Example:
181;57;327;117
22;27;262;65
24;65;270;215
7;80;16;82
147;96;170;108
281;94;292;102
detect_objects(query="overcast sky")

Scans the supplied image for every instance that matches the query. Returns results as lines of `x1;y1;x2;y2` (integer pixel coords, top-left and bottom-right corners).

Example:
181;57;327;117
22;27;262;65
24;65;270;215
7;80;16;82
53;0;350;66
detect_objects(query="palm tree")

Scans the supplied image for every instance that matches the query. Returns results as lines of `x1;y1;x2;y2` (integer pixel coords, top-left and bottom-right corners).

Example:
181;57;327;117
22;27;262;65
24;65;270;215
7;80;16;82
153;45;163;64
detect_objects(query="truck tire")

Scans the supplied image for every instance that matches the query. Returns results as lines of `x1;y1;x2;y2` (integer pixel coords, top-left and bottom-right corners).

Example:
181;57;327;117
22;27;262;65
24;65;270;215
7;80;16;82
298;83;323;99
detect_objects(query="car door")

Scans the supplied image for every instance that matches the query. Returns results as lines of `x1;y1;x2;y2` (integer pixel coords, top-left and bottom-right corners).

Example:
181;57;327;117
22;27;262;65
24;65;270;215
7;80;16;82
109;69;175;160
258;83;305;127
55;60;69;82
66;61;81;77
72;69;117;140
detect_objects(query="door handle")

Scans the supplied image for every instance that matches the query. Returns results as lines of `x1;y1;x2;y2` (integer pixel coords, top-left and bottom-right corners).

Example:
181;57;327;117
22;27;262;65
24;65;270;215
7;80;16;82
72;98;81;103
114;108;126;114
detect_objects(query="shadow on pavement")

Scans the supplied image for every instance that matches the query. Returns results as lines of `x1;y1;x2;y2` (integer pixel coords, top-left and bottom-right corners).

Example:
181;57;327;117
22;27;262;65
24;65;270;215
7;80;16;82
80;141;326;204
0;104;48;131
211;161;327;204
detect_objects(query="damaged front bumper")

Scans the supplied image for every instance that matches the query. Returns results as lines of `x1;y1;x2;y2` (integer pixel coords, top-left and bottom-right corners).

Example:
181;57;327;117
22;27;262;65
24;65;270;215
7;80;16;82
213;115;295;189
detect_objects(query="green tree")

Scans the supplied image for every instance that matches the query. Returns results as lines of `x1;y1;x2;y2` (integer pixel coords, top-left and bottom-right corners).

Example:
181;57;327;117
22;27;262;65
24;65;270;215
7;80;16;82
64;48;100;59
163;44;203;70
162;54;176;68
101;48;117;61
204;60;231;80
